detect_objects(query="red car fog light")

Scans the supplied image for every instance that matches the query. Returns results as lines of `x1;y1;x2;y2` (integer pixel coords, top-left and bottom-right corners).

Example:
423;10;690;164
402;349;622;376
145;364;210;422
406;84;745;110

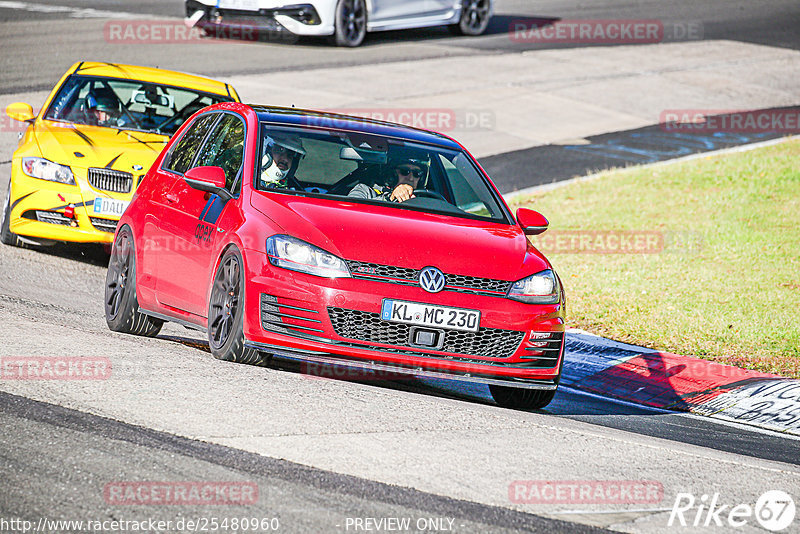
529;332;551;340
520;331;565;363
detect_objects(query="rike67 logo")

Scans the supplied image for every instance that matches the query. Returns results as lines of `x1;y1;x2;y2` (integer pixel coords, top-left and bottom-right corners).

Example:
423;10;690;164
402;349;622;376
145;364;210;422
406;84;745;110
669;490;795;531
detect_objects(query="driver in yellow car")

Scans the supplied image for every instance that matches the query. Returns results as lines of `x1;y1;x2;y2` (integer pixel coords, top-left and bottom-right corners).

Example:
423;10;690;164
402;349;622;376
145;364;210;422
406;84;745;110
84;88;123;128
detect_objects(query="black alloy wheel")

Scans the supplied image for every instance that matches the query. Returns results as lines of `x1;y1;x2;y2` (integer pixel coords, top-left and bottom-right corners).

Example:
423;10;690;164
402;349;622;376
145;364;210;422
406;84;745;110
1;182;25;247
450;0;491;36
334;0;367;47
105;226;163;336
208;248;260;364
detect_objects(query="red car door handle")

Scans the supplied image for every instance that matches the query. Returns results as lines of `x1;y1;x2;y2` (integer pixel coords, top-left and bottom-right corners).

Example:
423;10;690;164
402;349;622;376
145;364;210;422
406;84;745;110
165;193;179;203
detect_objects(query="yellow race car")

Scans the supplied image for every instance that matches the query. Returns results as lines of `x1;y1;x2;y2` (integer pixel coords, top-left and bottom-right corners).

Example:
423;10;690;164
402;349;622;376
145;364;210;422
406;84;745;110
2;62;240;247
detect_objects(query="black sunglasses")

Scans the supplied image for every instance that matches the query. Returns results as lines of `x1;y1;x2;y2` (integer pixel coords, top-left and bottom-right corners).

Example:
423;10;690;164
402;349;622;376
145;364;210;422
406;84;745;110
396;166;424;178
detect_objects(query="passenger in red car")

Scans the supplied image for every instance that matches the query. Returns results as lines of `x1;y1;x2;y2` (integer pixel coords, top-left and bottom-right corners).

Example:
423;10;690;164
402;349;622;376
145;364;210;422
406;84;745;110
349;157;428;202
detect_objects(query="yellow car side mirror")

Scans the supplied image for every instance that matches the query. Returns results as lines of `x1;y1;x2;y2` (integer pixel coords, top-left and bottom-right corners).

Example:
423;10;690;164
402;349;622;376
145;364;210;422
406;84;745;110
6;102;35;123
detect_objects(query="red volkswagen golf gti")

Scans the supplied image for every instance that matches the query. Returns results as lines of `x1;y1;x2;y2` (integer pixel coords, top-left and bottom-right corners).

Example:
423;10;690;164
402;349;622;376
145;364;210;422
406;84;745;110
105;102;565;409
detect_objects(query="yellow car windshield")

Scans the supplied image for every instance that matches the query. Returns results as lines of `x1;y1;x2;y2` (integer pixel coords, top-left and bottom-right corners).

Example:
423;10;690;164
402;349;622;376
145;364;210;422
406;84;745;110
44;75;233;135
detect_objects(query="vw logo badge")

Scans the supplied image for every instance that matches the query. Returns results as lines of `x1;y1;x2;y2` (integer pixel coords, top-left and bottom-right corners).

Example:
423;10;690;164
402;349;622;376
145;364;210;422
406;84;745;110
419;267;446;293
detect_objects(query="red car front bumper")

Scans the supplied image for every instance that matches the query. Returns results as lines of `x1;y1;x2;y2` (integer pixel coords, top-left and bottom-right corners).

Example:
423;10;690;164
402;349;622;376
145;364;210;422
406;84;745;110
241;249;565;389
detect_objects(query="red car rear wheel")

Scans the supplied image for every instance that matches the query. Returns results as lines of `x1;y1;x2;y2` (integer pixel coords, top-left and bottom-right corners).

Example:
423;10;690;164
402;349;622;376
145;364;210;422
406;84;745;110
105;226;163;337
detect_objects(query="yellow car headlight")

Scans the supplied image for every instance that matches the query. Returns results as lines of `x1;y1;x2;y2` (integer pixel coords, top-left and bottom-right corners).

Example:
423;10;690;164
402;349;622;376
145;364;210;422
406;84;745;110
22;157;75;185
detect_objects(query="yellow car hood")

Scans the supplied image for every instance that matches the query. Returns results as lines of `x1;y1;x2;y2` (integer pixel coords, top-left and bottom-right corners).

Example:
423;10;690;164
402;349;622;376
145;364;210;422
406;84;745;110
34;120;169;174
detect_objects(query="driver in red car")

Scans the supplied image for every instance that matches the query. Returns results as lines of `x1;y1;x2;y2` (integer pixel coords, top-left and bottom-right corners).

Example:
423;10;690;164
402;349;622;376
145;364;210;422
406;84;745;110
349;157;428;202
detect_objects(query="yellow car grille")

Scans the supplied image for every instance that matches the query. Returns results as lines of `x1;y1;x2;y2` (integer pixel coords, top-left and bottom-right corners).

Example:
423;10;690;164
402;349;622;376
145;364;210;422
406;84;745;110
88;168;133;194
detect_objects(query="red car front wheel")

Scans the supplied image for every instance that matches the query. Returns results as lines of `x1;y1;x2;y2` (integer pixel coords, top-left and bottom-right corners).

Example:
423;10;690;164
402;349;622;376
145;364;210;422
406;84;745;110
208;248;261;365
489;385;557;410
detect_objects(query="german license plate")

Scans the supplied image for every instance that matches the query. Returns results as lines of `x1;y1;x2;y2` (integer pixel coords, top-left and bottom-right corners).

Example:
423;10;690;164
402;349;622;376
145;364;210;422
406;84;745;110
381;299;480;333
92;197;129;217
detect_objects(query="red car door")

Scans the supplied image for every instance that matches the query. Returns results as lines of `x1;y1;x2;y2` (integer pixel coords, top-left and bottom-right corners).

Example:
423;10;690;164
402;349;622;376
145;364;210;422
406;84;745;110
156;112;246;318
152;113;218;314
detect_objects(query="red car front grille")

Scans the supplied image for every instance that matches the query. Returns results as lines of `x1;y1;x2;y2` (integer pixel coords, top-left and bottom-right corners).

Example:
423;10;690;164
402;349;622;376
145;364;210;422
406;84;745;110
345;260;512;296
327;307;525;360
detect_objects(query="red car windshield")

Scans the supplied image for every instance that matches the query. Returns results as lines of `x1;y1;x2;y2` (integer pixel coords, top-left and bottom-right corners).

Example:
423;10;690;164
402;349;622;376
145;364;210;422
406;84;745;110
256;125;510;223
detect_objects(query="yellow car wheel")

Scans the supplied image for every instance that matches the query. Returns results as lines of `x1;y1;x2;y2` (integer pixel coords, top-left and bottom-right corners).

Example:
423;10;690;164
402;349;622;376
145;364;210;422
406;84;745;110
1;182;26;248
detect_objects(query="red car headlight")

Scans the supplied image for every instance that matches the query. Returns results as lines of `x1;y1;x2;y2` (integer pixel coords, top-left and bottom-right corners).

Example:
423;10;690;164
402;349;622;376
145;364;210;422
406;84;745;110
507;269;560;304
266;234;351;279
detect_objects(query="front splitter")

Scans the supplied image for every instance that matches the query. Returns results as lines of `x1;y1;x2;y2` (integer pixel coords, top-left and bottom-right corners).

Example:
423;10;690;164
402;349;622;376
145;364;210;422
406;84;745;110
245;340;559;390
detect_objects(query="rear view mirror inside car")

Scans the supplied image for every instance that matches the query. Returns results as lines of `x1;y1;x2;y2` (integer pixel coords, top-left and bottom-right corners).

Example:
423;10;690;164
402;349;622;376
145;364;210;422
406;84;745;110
339;146;388;164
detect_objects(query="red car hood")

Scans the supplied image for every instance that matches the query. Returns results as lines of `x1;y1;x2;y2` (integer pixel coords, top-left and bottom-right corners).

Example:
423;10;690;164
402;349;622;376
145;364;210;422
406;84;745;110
250;193;549;280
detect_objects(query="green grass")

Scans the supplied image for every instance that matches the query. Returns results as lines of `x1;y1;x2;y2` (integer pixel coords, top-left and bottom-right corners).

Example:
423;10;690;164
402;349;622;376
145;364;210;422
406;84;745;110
509;139;800;378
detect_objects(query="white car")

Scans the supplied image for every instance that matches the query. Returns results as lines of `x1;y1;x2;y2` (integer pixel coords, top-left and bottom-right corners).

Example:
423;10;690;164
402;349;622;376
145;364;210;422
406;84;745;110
185;0;493;47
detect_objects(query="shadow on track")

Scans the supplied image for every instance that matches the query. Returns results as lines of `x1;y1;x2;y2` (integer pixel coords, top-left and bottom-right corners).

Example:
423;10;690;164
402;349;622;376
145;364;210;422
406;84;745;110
4;241;110;267
154;332;665;416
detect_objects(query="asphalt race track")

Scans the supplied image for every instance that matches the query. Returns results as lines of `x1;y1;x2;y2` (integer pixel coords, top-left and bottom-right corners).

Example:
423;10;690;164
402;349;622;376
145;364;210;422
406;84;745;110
1;1;799;533
1;0;799;93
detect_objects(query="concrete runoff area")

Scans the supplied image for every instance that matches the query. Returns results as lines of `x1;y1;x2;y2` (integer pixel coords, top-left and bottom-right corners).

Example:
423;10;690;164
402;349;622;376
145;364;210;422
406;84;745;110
222;40;799;160
0;267;798;532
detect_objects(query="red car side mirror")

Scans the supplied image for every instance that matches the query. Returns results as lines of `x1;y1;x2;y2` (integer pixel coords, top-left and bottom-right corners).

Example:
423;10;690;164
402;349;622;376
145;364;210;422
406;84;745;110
184;166;232;201
516;208;549;236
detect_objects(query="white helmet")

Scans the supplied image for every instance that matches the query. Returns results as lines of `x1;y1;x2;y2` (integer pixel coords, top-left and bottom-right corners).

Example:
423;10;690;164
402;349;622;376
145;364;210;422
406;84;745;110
260;154;286;185
260;134;305;187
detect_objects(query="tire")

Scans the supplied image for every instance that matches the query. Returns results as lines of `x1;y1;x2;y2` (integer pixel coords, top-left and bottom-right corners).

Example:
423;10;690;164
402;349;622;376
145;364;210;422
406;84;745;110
333;0;366;47
1;182;25;248
105;226;164;337
489;385;557;410
449;0;491;36
208;248;261;365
